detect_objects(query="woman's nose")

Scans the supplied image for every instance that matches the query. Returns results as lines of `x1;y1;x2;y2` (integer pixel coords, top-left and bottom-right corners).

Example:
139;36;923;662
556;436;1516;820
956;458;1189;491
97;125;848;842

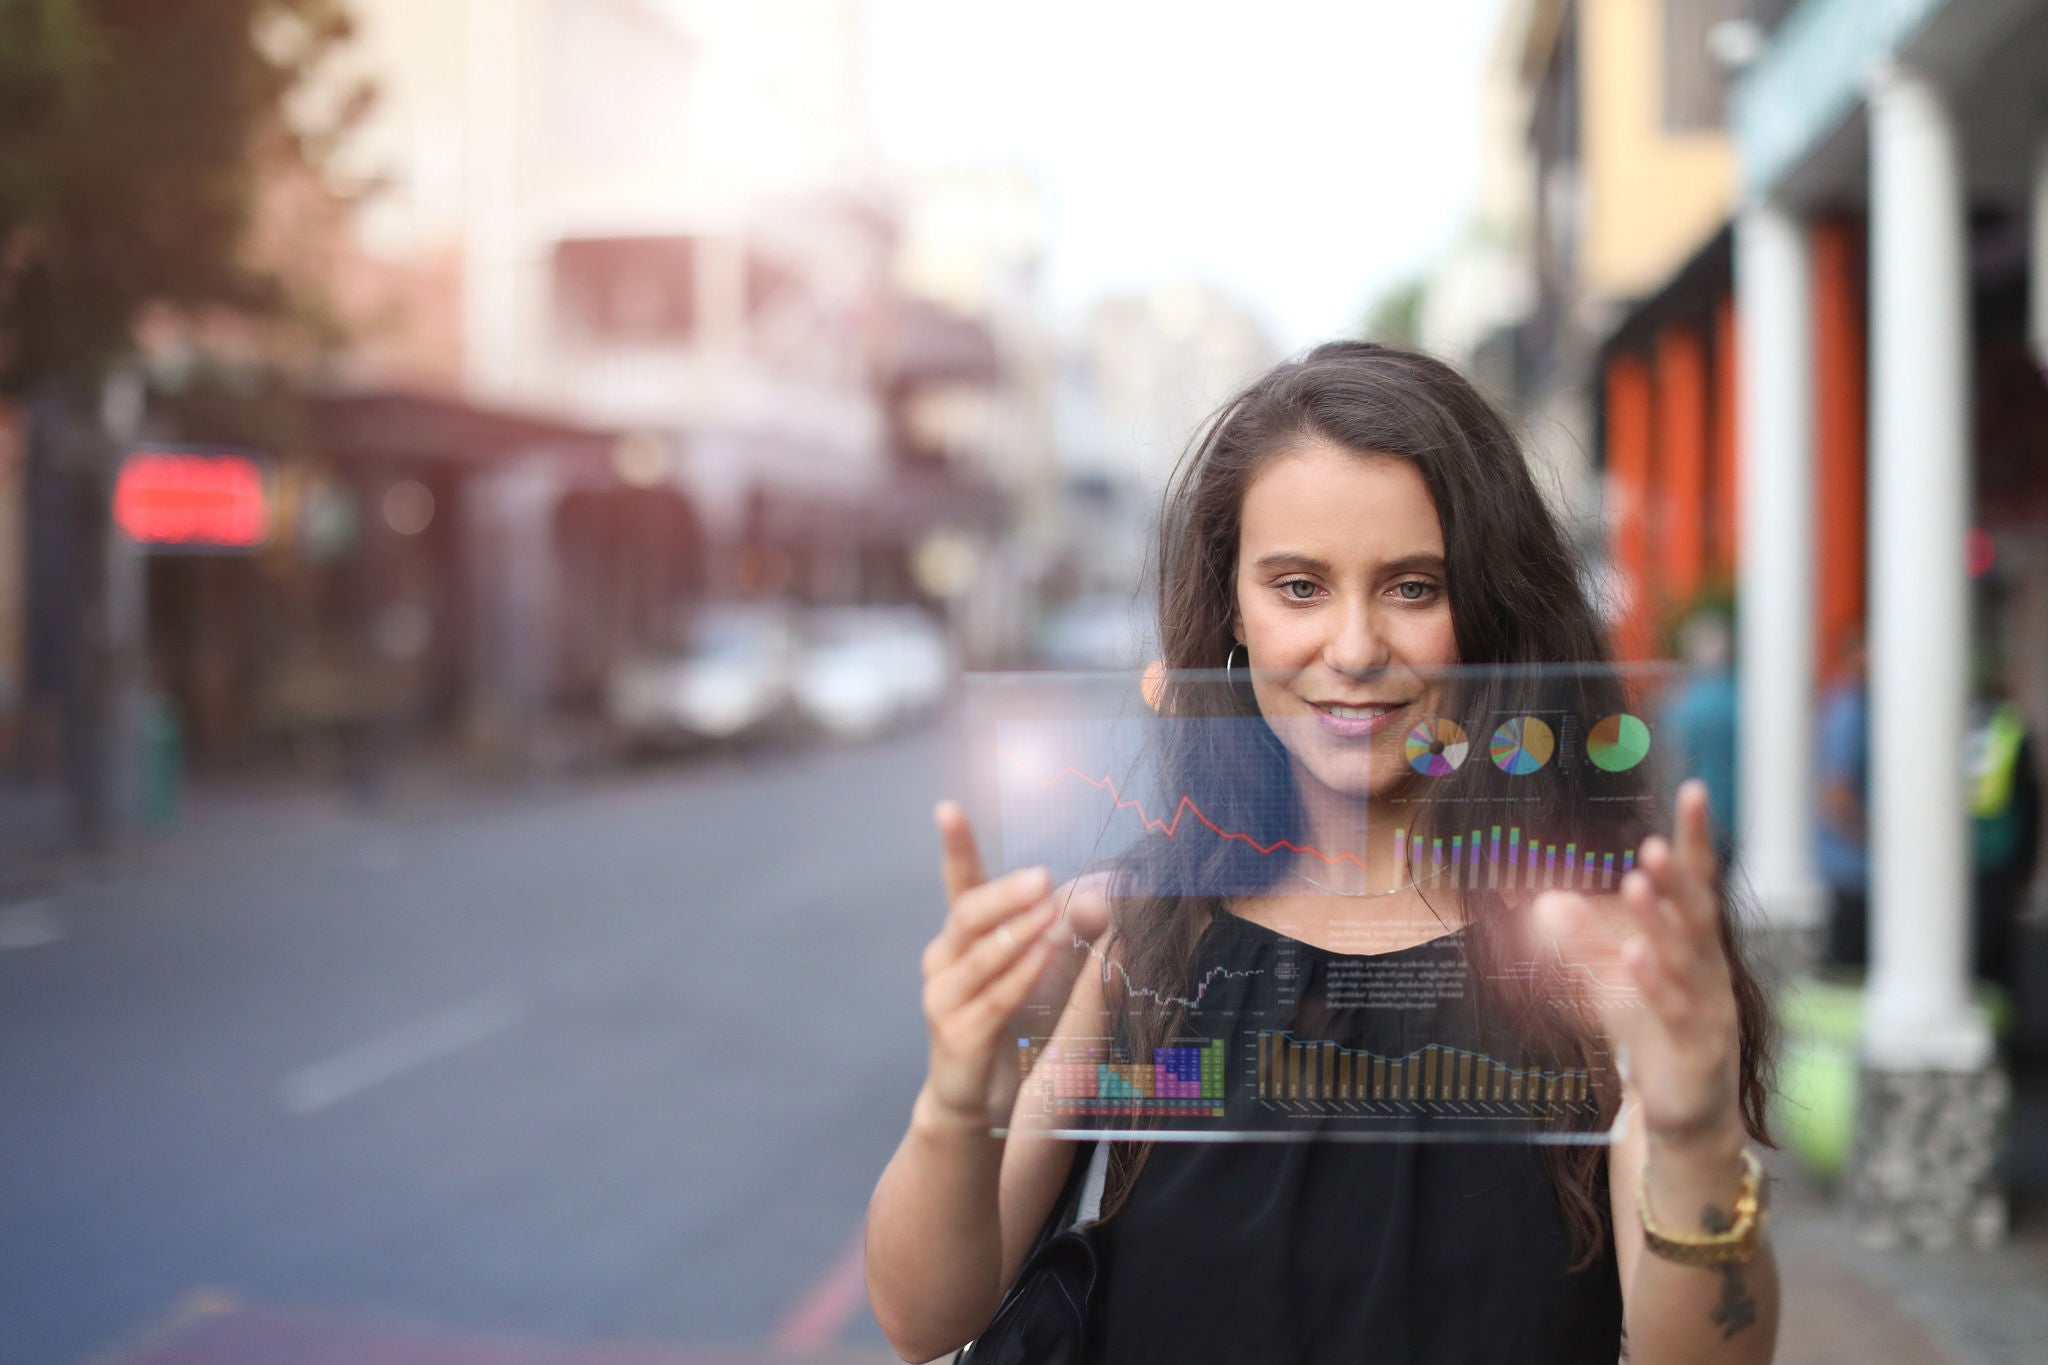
1322;600;1391;677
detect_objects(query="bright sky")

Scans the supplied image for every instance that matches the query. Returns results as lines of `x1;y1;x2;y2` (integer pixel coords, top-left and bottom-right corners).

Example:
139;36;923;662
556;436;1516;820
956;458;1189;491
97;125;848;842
862;0;1507;349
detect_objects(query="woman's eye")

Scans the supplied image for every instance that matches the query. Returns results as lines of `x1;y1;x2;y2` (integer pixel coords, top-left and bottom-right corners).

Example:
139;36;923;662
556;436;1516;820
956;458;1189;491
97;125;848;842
1281;579;1319;601
1394;580;1435;602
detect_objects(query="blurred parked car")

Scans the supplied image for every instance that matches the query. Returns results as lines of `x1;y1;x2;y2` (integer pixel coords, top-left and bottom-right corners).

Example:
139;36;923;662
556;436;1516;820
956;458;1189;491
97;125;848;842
794;606;953;740
1037;592;1156;670
606;604;798;749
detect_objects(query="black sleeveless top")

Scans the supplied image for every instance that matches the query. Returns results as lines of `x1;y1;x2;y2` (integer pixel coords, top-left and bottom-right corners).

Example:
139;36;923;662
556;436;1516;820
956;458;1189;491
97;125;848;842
1092;910;1623;1364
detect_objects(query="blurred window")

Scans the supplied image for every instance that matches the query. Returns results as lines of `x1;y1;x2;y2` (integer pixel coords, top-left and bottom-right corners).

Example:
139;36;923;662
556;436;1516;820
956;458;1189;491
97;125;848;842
553;237;698;344
746;251;800;320
1662;0;1744;131
1745;0;1801;37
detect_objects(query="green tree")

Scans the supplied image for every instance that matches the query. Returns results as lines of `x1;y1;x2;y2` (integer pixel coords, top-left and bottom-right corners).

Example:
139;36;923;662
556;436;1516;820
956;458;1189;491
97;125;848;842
0;0;365;845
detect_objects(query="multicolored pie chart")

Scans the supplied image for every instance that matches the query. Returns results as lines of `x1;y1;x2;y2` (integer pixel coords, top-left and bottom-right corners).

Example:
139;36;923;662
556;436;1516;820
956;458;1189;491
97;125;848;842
1587;713;1652;773
1404;717;1470;776
1490;716;1555;775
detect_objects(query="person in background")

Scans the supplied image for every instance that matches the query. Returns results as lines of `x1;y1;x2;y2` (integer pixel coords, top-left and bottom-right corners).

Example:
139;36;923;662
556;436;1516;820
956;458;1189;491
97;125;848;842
1667;606;1739;864
1816;629;1871;971
1968;666;2042;995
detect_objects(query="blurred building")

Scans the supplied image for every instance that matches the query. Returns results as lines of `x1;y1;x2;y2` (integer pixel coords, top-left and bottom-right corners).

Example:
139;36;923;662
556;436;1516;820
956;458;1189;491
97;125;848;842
1435;1;1745;600
392;0;1041;678
1468;0;2048;1252
16;0;1062;783
885;167;1061;664
1053;282;1281;608
1063;283;1280;499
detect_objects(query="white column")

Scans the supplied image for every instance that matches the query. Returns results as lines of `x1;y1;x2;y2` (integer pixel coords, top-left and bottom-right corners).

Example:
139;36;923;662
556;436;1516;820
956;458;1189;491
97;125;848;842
1863;63;1988;1071
1734;198;1826;940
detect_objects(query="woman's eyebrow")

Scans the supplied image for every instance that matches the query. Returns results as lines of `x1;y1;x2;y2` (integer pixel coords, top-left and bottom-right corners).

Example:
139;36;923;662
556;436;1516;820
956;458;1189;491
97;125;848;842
1250;551;1447;574
1251;551;1329;573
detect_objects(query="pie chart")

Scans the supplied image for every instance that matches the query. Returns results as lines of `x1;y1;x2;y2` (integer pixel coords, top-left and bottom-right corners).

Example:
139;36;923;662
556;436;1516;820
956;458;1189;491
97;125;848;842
1405;717;1469;776
1490;716;1555;775
1586;713;1652;773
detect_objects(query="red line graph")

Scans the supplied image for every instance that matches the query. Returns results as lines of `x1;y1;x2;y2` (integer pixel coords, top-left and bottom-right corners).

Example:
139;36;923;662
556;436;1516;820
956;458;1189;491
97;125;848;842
1030;764;1367;872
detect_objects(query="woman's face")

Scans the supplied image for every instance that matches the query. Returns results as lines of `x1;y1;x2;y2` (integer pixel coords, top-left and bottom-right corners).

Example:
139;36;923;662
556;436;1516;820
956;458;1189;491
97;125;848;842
1233;442;1459;801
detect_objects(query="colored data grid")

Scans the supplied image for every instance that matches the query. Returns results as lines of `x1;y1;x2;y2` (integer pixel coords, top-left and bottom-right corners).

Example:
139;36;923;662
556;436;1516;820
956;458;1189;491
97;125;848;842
1019;1037;1227;1117
1392;825;1636;893
1252;1032;1592;1109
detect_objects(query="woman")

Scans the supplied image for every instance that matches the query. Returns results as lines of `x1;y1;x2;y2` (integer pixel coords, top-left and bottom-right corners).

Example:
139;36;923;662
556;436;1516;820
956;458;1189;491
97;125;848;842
866;342;1779;1363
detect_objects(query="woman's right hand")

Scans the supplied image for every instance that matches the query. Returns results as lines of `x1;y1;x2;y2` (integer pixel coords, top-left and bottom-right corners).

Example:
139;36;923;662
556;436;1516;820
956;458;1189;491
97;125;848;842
919;800;1110;1128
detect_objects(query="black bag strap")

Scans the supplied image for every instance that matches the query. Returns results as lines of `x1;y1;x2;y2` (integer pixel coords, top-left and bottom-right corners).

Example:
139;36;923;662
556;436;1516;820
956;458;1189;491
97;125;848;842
1073;1140;1108;1225
955;1141;1106;1364
1018;1139;1105;1249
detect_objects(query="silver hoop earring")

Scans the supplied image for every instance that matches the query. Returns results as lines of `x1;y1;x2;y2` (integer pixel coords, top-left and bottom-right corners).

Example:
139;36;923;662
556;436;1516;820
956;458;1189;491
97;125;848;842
1225;641;1249;684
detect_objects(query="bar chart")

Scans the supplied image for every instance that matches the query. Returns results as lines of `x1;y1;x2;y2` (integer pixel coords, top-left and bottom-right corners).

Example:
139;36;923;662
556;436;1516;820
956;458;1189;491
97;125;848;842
1249;1031;1594;1114
1393;824;1636;893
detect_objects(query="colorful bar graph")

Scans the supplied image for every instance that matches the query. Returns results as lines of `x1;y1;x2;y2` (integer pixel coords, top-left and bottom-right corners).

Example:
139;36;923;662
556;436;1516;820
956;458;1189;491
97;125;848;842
1364;827;1640;893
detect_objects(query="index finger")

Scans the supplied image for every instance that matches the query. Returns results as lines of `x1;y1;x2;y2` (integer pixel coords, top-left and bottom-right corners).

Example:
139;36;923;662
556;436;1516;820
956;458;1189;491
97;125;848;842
935;800;989;902
1659;778;1720;928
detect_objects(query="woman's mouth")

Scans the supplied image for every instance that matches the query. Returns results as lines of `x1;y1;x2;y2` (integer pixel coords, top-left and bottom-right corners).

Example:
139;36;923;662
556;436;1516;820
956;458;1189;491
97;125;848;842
1307;700;1408;738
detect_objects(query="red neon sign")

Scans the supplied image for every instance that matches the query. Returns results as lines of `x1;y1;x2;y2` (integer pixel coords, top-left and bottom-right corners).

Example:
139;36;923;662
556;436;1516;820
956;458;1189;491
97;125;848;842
114;451;270;549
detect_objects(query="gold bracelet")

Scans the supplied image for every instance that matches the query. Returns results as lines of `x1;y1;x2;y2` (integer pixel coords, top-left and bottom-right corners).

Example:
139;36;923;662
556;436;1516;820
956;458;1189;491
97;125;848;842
1637;1145;1770;1267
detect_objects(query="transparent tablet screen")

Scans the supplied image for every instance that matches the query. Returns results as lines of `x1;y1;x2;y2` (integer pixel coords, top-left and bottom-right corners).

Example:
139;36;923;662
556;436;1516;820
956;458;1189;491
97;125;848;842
961;663;1709;1145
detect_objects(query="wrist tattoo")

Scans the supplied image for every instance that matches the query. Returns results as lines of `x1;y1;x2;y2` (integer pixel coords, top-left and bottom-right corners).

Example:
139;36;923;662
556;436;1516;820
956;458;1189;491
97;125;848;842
1700;1204;1758;1340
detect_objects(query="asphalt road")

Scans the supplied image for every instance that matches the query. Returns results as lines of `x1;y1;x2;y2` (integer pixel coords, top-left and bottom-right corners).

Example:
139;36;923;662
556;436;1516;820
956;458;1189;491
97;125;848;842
0;723;960;1364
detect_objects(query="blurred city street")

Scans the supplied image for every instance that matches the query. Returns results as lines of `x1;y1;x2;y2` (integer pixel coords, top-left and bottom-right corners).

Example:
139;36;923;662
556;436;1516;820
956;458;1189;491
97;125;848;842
6;0;2048;1361
4;720;2047;1365
1;726;953;1365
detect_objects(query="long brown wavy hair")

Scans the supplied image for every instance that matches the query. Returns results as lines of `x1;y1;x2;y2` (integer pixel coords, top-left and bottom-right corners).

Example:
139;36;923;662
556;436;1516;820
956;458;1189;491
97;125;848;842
1095;341;1777;1269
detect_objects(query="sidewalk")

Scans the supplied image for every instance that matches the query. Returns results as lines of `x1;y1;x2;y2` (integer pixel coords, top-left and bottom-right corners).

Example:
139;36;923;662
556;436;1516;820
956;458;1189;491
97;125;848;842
1772;1151;2048;1365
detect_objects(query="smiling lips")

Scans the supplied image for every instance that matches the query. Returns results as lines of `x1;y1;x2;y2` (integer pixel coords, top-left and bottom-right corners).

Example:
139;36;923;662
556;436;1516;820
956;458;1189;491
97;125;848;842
1307;699;1409;738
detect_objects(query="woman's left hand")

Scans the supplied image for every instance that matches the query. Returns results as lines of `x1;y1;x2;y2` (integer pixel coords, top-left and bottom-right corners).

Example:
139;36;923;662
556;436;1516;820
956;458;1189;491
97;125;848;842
1536;778;1744;1147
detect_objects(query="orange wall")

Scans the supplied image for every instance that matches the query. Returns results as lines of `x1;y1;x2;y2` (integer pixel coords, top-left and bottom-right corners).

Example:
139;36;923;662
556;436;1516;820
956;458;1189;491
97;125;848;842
1813;219;1867;679
1609;231;1863;670
1606;354;1656;660
1654;324;1710;609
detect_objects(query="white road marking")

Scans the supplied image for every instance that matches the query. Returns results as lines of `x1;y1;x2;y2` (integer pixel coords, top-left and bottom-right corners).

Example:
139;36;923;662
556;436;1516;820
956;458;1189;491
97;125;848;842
281;991;521;1115
0;899;64;950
